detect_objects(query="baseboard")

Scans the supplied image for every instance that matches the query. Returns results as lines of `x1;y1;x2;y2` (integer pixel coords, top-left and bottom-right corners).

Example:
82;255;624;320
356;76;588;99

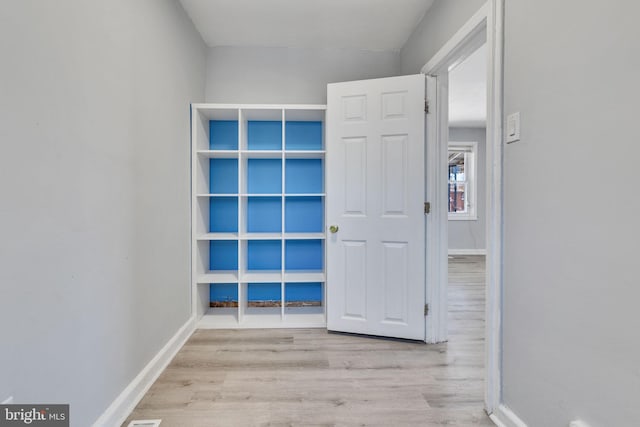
92;316;196;427
489;404;528;427
448;248;487;255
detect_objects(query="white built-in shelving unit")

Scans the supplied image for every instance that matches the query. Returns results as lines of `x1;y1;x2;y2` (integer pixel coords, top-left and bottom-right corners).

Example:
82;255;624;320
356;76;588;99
191;104;326;328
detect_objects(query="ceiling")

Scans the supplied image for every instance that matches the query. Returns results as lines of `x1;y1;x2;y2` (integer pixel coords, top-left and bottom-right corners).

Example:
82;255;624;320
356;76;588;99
179;0;435;51
448;44;487;128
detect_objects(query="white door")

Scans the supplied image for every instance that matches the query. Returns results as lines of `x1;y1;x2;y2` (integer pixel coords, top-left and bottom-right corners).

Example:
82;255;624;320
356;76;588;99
326;74;426;341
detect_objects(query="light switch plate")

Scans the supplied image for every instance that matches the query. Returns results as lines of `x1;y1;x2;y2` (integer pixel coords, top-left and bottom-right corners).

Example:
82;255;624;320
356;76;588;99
506;112;521;143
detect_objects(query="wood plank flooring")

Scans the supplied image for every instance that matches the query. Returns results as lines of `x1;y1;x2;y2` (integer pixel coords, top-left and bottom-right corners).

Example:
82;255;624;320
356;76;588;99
124;255;490;426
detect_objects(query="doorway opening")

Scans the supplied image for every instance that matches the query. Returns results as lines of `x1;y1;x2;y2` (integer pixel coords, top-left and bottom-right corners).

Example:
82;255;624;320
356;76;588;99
421;0;504;414
446;42;488;416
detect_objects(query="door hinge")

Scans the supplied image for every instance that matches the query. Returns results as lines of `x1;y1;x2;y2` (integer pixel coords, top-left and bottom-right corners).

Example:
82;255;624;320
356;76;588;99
424;304;429;316
424;100;429;114
424;202;431;214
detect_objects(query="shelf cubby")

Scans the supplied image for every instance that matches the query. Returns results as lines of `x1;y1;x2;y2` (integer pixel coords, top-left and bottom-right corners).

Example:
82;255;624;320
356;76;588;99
247;121;282;150
209;197;238;233
210;283;239;308
285;121;323;151
246;196;282;233
246;240;282;271
285;196;323;233
210;158;238;194
285;159;323;194
210;240;238;271
246;159;282;194
284;282;323;315
246;283;282;308
210;120;239;150
285;239;324;271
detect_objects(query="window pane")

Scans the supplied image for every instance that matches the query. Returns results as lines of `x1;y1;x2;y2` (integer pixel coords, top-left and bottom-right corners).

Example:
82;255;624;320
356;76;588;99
448;152;466;182
449;183;466;213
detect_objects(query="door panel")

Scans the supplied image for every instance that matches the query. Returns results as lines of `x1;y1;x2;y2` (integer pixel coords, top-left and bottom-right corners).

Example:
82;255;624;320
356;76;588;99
326;74;426;341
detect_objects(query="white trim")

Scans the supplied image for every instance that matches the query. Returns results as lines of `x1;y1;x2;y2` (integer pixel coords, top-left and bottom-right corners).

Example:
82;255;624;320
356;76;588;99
489;405;528;427
421;3;489;75
424;74;449;344
485;0;504;414
92;316;196;427
448;249;486;256
127;421;162;427
1;396;13;404
448;216;478;221
421;0;504;416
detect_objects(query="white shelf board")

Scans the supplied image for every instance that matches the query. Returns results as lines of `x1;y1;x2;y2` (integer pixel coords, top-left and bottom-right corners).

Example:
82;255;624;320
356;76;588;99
192;106;239;121
193;103;325;111
197;233;239;240
197;150;239;158
197;312;325;329
241;270;283;282
198;308;240;328
197;193;239;197
240;233;283;240
283;233;325;240
241;150;283;159
284;270;325;282
198;271;239;283
284;108;326;121
241;193;282;197
284;151;325;158
283;309;325;326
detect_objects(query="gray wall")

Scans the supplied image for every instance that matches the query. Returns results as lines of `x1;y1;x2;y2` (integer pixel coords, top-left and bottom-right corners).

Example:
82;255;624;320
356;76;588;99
502;1;640;426
0;1;206;425
449;128;486;251
400;0;487;74
206;46;400;104
403;0;640;426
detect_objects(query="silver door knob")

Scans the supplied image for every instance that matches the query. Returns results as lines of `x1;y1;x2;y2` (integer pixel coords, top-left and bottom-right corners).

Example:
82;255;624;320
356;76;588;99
329;225;339;233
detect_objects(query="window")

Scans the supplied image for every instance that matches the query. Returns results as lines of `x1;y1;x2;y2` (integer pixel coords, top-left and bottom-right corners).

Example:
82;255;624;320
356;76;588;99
448;141;477;220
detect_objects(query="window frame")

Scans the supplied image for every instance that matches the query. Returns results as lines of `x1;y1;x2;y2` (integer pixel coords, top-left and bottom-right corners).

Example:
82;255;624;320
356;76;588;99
448;141;478;221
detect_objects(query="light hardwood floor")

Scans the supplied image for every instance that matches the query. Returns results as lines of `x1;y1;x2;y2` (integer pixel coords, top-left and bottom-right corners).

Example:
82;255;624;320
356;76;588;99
124;255;490;426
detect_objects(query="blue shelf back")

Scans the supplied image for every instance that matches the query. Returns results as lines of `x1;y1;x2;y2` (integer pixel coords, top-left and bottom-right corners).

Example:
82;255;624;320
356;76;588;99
247;159;282;194
210;159;238;194
285;121;322;150
285;197;323;233
285;159;323;194
210;283;238;302
285;240;323;270
247;197;282;232
247;283;281;302
210;240;238;270
247;240;282;270
209;120;238;150
248;121;282;150
285;282;323;302
210;197;238;232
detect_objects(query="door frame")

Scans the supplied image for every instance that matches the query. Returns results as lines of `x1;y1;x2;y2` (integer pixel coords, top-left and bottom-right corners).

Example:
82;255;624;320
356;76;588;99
421;0;504;414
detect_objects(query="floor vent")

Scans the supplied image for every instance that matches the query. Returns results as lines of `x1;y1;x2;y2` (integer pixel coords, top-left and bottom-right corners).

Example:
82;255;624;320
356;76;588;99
127;420;161;427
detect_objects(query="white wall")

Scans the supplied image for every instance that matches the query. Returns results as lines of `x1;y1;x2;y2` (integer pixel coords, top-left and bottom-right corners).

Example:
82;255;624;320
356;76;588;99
449;128;486;252
400;0;486;75
501;1;640;426
0;1;206;425
403;1;640;426
206;46;400;104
